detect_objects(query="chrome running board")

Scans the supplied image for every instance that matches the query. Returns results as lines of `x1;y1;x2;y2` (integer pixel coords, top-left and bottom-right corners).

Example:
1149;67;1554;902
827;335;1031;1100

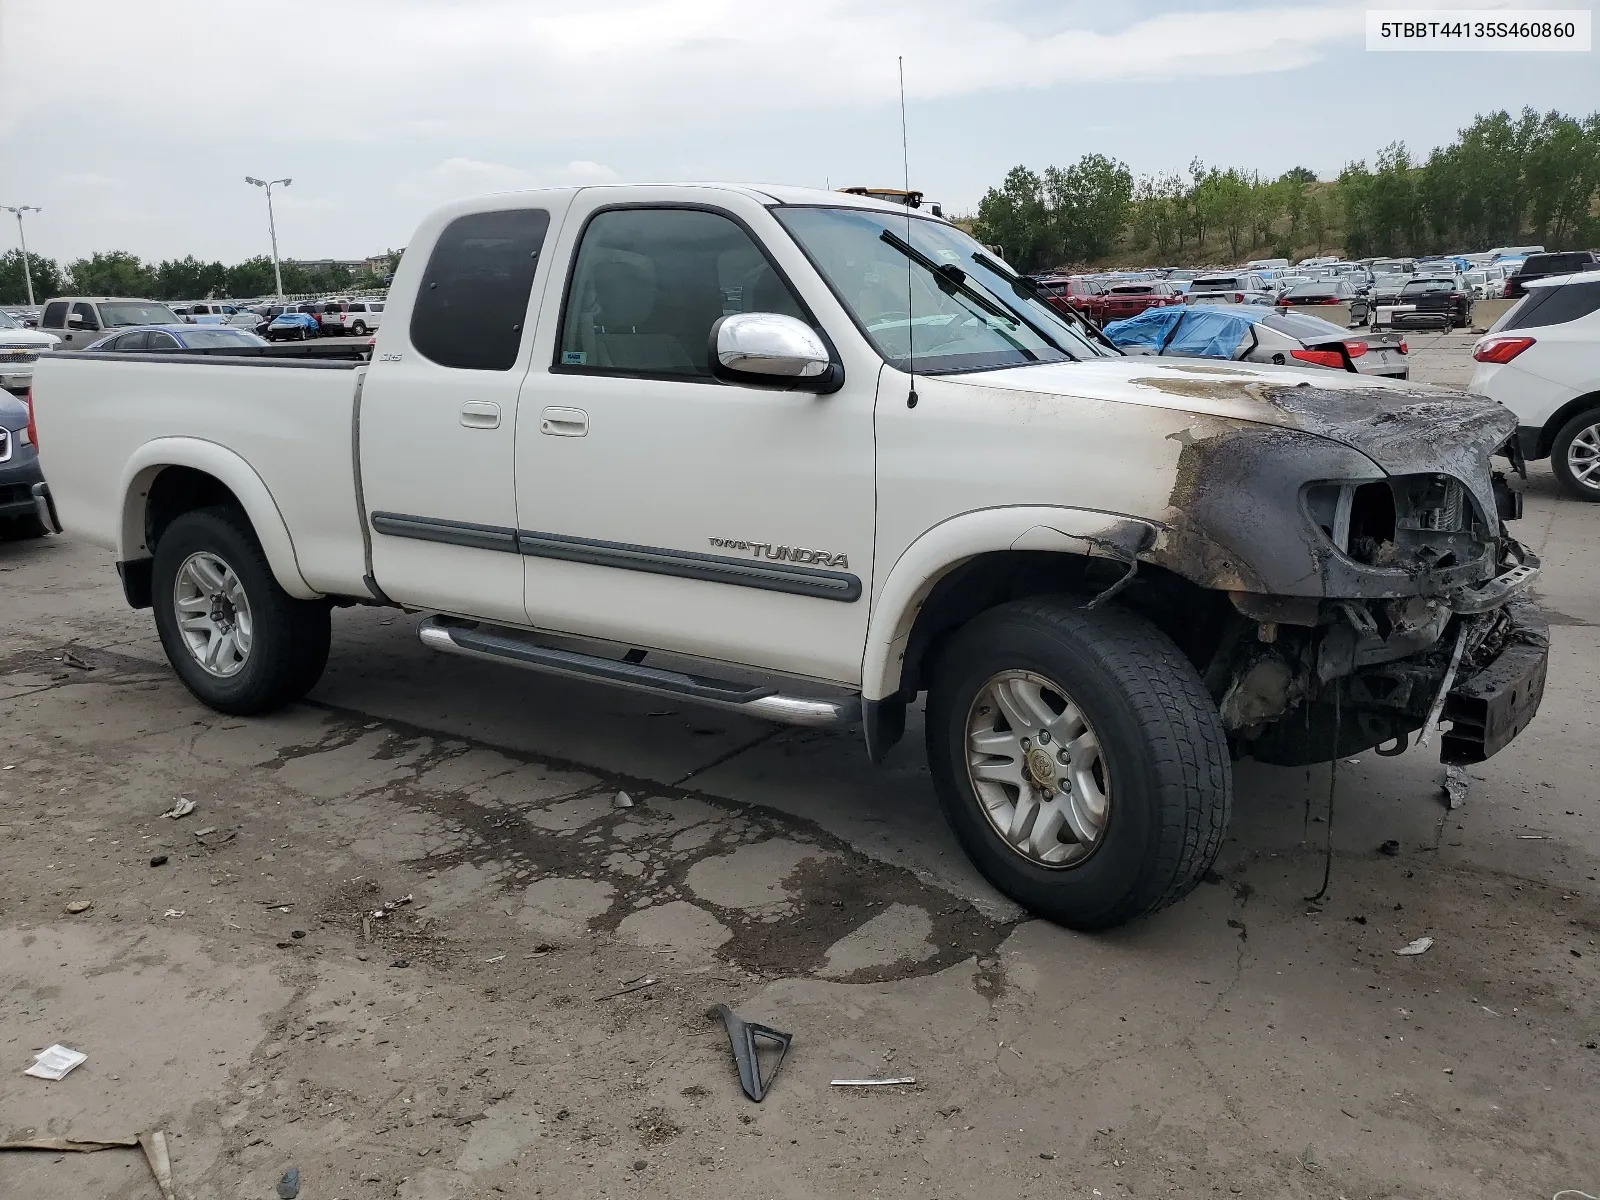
418;617;860;728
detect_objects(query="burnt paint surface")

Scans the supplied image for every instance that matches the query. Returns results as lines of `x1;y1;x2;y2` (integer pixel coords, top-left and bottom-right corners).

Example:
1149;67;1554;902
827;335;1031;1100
1139;381;1516;600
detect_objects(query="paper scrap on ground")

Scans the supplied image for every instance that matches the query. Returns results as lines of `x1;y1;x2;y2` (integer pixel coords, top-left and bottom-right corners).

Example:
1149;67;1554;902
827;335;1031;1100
1395;936;1435;956
24;1044;87;1080
159;798;196;820
830;1077;917;1087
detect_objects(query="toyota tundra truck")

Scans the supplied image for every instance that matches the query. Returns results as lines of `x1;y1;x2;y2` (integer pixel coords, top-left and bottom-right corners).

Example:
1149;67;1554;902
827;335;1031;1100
27;183;1547;929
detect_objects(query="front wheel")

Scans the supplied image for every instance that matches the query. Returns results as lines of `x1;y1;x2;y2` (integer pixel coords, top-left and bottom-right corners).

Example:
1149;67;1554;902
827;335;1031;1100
926;598;1231;929
151;507;330;714
350;321;367;336
1552;407;1600;502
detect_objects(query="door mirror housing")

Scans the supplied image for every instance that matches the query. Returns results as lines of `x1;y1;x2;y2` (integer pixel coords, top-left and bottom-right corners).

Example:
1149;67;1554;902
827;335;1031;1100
66;313;83;325
711;313;842;393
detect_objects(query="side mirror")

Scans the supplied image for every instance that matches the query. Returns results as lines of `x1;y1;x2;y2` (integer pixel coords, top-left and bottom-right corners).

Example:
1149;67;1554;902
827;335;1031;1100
66;313;83;325
711;313;841;392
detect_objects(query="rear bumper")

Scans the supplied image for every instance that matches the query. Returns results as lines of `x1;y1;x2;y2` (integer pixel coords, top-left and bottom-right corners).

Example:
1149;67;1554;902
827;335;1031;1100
0;453;45;518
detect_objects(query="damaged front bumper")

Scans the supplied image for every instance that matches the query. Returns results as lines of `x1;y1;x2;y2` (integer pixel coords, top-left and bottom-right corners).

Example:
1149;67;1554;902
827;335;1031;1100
1227;577;1548;767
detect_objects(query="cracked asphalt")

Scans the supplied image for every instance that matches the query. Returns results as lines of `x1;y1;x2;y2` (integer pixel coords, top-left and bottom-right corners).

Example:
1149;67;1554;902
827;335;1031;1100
2;338;1598;1198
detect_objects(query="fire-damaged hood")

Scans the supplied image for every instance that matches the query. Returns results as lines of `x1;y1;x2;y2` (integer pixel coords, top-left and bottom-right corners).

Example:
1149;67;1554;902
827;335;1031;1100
965;359;1521;599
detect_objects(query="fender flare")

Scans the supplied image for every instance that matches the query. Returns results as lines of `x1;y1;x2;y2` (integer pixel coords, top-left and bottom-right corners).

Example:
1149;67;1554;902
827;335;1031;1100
860;505;1160;701
118;437;318;600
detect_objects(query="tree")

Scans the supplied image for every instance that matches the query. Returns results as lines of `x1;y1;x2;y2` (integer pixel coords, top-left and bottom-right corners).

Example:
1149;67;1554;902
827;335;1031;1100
1281;166;1317;185
1304;191;1330;255
225;256;278;298
66;251;154;297
972;166;1052;270
152;256;229;301
0;249;66;305
1043;153;1134;262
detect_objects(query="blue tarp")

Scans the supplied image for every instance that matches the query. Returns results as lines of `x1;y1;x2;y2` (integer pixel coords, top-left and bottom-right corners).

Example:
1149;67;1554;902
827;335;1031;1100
1103;305;1262;359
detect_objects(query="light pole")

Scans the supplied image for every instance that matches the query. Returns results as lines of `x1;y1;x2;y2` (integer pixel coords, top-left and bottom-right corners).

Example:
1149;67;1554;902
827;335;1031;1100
2;205;43;306
244;177;291;299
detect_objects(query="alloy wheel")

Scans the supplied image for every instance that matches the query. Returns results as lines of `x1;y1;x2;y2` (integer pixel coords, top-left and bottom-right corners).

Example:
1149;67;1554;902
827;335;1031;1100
173;551;253;678
965;670;1111;867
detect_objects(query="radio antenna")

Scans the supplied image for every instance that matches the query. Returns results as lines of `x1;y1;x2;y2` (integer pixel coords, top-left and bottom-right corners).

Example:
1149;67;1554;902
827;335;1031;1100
899;55;918;408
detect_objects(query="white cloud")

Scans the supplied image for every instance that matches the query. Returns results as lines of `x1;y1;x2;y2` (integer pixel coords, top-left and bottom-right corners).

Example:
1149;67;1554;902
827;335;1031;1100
400;157;620;204
0;0;1587;262
57;173;121;188
0;0;1368;144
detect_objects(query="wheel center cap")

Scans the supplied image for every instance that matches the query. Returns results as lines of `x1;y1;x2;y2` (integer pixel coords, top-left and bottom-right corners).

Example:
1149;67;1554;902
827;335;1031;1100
1026;747;1057;786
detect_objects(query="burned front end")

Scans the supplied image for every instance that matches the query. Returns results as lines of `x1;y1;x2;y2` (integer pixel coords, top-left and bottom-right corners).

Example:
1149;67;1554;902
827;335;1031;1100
1150;384;1548;766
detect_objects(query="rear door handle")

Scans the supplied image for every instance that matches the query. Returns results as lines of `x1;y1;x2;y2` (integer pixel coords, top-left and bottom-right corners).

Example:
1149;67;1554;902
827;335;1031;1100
540;407;588;437
460;401;501;429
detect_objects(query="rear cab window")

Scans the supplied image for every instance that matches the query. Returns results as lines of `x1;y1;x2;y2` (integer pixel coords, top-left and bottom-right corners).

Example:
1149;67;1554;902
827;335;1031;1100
40;301;69;329
411;208;551;371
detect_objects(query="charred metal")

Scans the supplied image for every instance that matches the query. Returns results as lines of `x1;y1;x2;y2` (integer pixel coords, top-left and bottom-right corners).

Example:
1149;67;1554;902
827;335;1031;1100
1126;384;1544;766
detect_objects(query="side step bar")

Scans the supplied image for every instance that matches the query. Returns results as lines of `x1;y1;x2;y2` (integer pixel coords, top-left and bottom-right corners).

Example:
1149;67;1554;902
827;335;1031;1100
418;617;860;729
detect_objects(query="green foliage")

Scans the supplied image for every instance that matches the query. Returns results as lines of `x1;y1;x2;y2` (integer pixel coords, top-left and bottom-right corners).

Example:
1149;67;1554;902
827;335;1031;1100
983;106;1600;267
65;250;155;297
0;250;66;304
974;156;1133;271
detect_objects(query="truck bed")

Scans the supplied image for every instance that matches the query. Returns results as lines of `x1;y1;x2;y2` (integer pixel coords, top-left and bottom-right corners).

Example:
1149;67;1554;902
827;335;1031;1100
32;352;370;597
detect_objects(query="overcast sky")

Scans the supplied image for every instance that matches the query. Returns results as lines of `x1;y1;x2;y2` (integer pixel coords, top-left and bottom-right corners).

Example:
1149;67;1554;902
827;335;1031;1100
0;0;1593;265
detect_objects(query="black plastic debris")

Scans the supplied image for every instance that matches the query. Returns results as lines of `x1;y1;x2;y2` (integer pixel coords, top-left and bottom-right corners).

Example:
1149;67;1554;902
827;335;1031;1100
713;1004;791;1103
1378;839;1401;857
277;1166;300;1199
149;855;168;867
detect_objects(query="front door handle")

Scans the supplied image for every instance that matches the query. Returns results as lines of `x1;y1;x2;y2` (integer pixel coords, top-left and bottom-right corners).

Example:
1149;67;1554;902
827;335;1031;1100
540;407;588;437
460;401;501;429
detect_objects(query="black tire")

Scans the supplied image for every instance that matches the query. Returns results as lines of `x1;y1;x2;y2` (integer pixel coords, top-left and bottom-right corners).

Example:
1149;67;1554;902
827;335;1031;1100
926;597;1231;930
297;327;308;341
1;513;48;540
151;507;330;714
350;322;367;336
1550;406;1600;502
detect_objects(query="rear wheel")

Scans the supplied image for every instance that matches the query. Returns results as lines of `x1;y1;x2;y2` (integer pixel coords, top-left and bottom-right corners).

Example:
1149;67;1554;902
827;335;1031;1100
151;507;330;714
925;598;1231;929
351;321;367;336
1551;407;1600;502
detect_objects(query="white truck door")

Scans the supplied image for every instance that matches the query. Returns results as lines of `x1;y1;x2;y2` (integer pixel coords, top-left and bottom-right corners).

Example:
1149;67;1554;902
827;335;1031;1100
358;197;571;625
513;189;878;685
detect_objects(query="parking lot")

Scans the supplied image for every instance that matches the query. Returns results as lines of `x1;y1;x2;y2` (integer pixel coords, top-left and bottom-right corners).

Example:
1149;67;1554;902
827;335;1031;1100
1;333;1595;1199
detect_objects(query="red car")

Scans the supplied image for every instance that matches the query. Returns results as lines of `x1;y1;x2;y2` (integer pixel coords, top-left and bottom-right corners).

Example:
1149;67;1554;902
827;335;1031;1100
1034;275;1108;325
1099;281;1181;322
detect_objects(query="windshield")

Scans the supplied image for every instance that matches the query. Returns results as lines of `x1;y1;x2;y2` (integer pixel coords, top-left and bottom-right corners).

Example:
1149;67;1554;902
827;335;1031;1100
0;311;20;330
1403;279;1456;294
184;329;267;347
101;302;182;328
773;206;1112;373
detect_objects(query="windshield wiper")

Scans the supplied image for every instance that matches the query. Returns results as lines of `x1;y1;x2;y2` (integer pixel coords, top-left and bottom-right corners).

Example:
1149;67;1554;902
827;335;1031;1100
876;229;1057;361
973;253;1121;355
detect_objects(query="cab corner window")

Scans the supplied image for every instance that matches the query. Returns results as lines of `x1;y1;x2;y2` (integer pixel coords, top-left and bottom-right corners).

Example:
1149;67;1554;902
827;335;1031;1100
410;208;551;371
557;207;805;380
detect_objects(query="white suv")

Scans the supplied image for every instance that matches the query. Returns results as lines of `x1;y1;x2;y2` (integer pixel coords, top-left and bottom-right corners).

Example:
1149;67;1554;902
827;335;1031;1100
1470;269;1600;500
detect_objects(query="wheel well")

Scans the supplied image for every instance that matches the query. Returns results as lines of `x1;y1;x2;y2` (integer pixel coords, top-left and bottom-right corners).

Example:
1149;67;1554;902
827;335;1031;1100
1537;391;1600;459
143;466;242;554
893;551;1233;701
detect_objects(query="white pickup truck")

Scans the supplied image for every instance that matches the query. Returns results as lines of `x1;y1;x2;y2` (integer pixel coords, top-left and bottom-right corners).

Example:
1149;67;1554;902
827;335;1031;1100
29;184;1548;928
